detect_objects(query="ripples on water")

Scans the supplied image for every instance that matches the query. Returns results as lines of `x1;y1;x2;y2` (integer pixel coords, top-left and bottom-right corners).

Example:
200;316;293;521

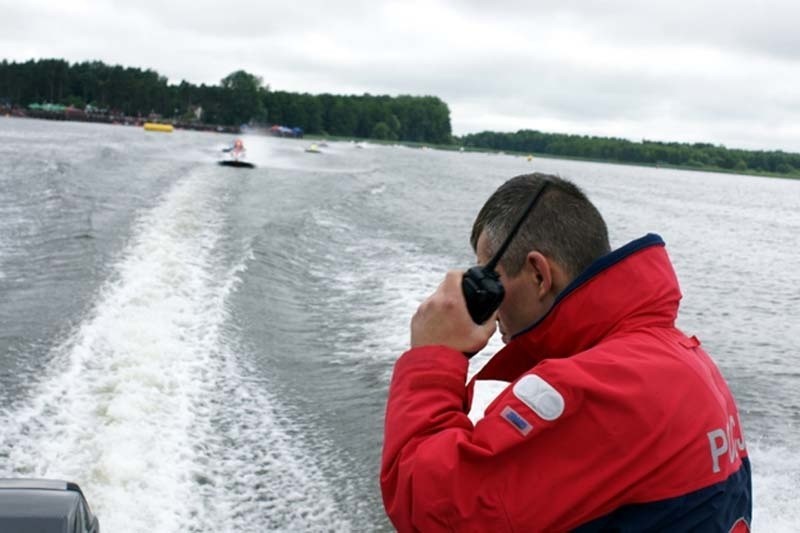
0;118;798;531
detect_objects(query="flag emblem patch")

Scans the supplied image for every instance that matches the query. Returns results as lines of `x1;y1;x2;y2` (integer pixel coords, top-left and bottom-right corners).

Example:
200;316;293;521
501;405;533;436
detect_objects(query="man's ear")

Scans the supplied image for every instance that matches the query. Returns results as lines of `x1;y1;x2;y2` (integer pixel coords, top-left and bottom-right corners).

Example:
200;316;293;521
526;251;552;299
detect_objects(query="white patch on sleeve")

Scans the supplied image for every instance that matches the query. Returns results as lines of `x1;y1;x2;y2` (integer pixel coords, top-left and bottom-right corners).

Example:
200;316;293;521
512;374;565;421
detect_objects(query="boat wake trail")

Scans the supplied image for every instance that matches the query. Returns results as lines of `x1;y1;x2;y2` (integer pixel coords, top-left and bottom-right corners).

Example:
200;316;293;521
0;170;352;532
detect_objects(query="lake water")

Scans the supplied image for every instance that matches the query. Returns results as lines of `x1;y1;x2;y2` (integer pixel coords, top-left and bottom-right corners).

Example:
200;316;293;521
1;117;798;531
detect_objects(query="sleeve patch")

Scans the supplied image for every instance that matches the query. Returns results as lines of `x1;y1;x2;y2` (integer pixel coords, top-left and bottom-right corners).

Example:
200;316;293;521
501;405;533;436
512;374;565;421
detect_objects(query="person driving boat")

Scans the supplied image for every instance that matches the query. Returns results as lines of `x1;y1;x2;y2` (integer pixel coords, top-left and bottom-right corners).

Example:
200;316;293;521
224;138;246;160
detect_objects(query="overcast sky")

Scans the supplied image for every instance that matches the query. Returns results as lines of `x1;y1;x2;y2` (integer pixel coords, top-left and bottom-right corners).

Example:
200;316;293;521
3;0;800;151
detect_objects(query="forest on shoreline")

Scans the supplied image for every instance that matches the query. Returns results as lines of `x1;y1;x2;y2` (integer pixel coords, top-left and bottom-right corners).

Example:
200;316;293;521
458;130;800;178
2;58;799;177
0;59;452;144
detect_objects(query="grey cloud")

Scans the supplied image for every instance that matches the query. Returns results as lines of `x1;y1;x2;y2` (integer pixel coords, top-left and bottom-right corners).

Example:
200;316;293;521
453;0;800;63
103;0;381;41
3;0;800;151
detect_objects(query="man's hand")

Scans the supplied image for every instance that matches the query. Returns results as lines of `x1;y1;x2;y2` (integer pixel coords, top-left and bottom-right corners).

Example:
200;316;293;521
411;270;497;354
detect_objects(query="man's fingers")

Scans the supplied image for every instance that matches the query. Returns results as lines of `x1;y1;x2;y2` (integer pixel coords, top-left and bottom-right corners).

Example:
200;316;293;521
410;270;494;352
480;316;498;337
443;269;464;288
424;271;468;312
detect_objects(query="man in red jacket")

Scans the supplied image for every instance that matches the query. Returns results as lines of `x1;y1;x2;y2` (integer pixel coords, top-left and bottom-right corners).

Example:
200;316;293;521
381;173;752;532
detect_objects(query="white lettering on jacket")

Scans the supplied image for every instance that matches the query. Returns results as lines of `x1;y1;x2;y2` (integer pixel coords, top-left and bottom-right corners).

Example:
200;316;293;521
707;414;746;474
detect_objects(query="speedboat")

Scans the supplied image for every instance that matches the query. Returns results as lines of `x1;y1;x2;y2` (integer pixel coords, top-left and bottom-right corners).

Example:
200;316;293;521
218;159;255;168
305;143;321;153
219;142;255;168
0;479;99;533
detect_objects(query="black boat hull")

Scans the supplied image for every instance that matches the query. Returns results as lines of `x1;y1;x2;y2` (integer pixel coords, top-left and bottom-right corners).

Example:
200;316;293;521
218;160;255;169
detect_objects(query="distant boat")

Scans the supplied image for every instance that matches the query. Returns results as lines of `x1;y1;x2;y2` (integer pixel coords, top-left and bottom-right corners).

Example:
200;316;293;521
218;160;255;168
219;139;253;167
305;143;321;153
143;122;173;133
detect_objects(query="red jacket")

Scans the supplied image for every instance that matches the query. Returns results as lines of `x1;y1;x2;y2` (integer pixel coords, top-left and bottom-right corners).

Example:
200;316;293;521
381;234;751;532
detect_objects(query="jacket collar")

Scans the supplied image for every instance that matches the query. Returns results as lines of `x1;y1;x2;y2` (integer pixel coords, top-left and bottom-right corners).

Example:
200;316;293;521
470;234;682;384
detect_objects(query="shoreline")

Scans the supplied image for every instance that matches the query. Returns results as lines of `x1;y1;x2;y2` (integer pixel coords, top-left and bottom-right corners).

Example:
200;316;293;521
1;108;241;134
3;113;797;182
304;133;800;181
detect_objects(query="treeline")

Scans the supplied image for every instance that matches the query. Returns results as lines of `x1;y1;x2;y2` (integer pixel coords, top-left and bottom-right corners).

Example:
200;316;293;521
4;59;799;175
0;58;452;143
458;130;800;176
264;91;451;142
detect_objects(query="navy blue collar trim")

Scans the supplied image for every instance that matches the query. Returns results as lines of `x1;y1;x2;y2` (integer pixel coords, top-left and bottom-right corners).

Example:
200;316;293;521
512;233;665;339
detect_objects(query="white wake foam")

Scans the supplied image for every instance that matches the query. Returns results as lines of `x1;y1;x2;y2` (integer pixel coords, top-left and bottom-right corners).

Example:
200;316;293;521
0;172;351;532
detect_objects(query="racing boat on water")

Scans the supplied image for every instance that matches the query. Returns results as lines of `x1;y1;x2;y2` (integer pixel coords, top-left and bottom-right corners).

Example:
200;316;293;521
218;159;255;168
0;479;99;533
218;138;255;168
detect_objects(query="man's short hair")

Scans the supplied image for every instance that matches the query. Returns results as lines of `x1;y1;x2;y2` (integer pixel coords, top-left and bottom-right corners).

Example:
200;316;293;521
470;173;611;279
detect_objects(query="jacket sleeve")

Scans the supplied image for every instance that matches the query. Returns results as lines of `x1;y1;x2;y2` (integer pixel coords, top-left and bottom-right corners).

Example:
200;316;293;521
380;345;521;533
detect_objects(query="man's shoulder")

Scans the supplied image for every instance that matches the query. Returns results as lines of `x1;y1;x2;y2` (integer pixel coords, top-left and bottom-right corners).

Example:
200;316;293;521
510;329;721;412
